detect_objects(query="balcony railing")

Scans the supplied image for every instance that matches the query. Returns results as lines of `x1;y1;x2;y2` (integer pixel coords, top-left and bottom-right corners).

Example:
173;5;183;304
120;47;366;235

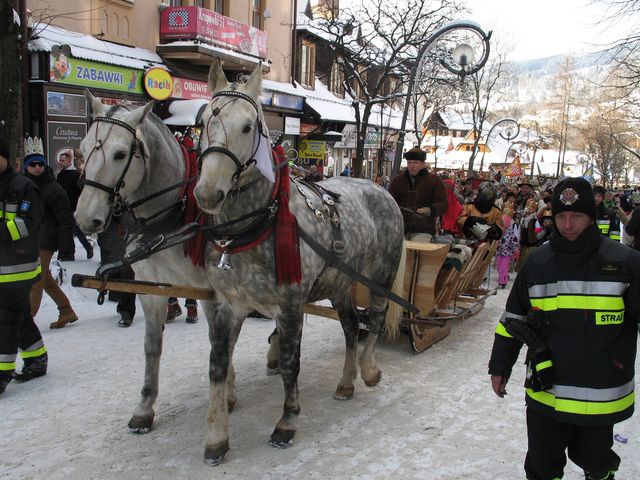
160;6;268;59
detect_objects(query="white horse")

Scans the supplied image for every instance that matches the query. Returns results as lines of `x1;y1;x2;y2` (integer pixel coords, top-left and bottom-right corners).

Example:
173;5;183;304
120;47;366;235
75;91;238;434
193;60;406;465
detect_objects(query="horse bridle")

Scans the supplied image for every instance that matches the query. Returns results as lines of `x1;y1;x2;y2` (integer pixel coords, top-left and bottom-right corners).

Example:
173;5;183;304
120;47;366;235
82;116;141;216
196;90;268;185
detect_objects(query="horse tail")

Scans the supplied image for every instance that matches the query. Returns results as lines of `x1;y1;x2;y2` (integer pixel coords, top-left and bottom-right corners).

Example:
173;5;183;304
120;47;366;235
384;242;406;340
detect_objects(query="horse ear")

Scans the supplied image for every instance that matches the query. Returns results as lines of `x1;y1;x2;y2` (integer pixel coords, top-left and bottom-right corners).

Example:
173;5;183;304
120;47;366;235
208;58;228;93
84;89;105;120
243;63;262;98
127;101;155;127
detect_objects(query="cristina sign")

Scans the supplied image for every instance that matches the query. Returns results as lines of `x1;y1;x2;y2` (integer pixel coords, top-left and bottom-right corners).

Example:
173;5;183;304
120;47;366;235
160;6;268;58
50;54;143;94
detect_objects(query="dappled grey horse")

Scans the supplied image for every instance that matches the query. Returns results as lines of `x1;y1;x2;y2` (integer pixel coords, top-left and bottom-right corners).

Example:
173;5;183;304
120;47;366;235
193;59;406;465
74;91;240;434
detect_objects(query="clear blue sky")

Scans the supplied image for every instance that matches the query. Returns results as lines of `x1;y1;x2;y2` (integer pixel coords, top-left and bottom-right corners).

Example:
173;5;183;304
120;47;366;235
464;0;634;61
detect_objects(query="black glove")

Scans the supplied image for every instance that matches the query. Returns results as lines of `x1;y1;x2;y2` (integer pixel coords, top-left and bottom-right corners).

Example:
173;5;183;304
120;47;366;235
487;224;502;240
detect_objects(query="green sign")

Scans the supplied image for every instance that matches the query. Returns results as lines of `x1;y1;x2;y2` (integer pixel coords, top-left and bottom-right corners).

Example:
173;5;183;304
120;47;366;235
50;53;144;94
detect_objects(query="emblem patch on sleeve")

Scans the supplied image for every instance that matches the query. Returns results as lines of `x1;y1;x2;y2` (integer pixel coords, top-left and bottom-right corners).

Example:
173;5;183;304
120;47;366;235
20;200;31;212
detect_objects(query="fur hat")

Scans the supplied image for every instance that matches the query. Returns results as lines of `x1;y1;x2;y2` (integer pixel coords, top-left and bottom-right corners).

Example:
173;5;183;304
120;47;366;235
0;139;9;160
478;181;497;202
403;147;426;161
552;177;596;220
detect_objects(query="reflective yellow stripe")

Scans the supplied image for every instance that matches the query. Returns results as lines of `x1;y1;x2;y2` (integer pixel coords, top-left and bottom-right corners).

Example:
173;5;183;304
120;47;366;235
0;362;16;371
495;322;513;338
526;388;635;415
21;345;47;359
530;295;624;311
6;219;20;241
536;360;553;371
0;264;41;284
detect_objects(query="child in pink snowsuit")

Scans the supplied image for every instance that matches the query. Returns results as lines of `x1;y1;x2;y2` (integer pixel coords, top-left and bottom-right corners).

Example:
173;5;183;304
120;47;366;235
495;214;519;288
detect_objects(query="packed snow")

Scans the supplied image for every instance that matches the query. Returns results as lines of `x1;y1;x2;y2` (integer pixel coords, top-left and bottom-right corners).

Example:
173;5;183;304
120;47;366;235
3;239;640;479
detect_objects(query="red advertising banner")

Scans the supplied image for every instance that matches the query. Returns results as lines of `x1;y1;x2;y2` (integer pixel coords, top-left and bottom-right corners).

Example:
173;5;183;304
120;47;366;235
160;6;268;59
171;76;210;100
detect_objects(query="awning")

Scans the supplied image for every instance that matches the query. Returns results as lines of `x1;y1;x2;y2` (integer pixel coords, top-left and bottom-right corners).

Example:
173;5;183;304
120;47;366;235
157;41;270;73
305;97;356;123
29;23;163;71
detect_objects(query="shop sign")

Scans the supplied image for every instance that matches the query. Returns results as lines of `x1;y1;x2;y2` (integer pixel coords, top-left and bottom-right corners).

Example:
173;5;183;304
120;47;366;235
272;93;304;111
300;122;319;136
171;76;210;99
284;117;300;135
364;127;382;147
144;68;173;101
160;6;268;58
50;54;143;94
46;91;87;117
298;139;325;161
47;121;87;173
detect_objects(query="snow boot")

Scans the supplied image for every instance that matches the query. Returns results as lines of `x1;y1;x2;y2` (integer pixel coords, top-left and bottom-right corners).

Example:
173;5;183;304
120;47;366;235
186;304;198;324
13;353;48;382
49;304;78;329
118;311;133;328
166;301;182;323
0;375;11;394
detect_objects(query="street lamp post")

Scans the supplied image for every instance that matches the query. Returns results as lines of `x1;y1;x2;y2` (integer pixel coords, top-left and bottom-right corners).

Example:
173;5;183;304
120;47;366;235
391;20;492;176
479;117;519;174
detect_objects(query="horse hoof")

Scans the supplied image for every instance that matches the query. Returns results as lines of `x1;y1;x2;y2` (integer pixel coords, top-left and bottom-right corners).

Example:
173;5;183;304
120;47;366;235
127;415;154;434
204;441;229;466
269;428;295;449
364;369;382;387
266;360;280;376
333;386;354;400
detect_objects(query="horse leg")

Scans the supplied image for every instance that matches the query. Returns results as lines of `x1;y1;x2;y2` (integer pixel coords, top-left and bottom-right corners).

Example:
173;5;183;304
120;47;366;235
331;294;360;400
269;308;303;449
203;301;244;466
128;295;165;433
359;294;386;387
266;328;280;375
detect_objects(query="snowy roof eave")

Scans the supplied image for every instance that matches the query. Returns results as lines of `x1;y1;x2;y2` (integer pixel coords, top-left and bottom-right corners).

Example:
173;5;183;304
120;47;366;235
29;23;163;71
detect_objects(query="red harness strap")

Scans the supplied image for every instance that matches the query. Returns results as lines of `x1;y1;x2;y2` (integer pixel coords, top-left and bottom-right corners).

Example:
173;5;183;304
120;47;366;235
179;140;207;267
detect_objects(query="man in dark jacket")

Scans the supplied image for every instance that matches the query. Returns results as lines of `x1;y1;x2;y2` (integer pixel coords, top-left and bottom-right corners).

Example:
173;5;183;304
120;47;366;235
488;177;640;480
23;153;78;329
594;185;620;241
0;139;47;394
56;148;93;259
388;147;447;242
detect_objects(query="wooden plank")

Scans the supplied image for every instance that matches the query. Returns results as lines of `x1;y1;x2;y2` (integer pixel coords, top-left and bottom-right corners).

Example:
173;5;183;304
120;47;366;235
303;304;340;320
409;323;451;353
71;274;215;300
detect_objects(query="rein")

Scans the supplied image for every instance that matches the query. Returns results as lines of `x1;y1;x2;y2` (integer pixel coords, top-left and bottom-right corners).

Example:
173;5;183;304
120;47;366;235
82;115;195;234
196;90;268;185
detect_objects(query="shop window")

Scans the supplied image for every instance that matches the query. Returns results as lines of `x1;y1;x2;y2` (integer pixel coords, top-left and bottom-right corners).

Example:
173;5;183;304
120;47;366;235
300;42;315;89
252;0;263;30
169;0;183;6
329;60;344;97
213;0;224;13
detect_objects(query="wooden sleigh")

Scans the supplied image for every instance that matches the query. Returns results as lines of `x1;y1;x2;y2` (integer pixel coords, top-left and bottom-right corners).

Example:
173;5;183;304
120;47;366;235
72;239;498;355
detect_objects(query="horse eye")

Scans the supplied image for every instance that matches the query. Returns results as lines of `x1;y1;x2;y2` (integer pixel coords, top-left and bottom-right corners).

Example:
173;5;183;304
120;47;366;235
114;151;127;161
242;124;252;134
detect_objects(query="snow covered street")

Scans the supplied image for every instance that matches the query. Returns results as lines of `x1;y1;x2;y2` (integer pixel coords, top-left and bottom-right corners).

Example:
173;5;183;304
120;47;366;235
3;247;640;480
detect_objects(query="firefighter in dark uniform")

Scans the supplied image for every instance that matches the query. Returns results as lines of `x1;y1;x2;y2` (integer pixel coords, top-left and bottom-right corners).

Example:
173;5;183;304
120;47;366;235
0;139;47;395
594;185;620;241
488;177;640;480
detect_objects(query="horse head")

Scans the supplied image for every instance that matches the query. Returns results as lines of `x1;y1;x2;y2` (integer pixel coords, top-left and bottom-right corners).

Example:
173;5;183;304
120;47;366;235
76;90;154;233
194;59;266;214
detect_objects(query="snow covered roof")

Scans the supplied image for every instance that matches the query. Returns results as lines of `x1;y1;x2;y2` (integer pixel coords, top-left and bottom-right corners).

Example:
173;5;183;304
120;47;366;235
28;23;163;71
157;41;266;68
162;99;209;126
438;110;475;131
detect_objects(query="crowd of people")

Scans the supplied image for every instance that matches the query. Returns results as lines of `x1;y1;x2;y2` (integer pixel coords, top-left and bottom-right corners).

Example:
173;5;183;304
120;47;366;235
387;146;640;480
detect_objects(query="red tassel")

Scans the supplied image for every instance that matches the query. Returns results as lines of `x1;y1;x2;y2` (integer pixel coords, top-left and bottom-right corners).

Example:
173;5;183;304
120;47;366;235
273;145;302;285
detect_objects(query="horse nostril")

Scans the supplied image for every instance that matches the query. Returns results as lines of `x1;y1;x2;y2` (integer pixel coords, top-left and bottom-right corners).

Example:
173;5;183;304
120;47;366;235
92;219;103;229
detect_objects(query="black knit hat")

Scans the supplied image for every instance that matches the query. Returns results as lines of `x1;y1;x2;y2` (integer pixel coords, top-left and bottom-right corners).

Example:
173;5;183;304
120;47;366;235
404;147;426;161
0;139;9;160
552;177;596;220
593;185;606;196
